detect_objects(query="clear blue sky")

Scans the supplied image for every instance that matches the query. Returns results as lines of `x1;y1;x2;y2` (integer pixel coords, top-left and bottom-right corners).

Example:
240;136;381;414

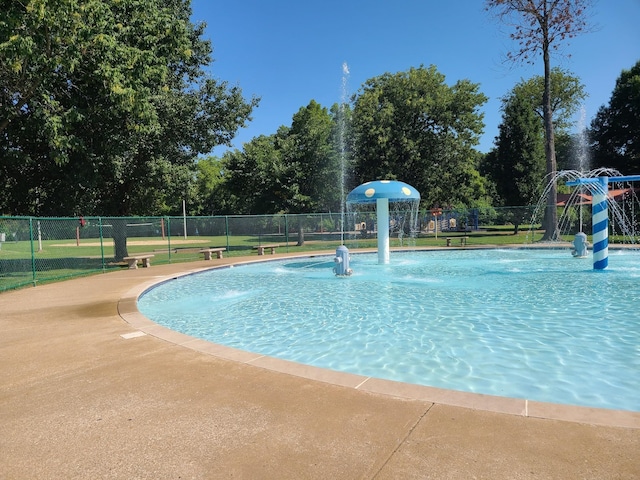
190;0;640;156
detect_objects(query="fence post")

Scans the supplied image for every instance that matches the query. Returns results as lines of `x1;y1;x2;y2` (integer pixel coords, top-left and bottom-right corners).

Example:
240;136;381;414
166;216;172;262
285;215;289;249
99;217;106;271
29;217;36;286
225;215;230;253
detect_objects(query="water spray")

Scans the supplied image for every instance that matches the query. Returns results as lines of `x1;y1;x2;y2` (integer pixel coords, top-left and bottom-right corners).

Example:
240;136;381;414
347;180;420;265
336;62;350;271
566;174;640;269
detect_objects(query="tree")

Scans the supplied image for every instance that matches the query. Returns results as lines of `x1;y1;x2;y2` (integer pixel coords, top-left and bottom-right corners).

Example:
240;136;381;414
513;67;586;131
486;0;591;240
194;156;228;215
554;130;581;171
482;69;585;233
281;100;339;213
1;0;87;145
0;0;258;258
1;0;186;165
218;100;347;217
481;87;545;233
351;65;488;208
220;133;288;215
590;60;640;174
0;0;258;217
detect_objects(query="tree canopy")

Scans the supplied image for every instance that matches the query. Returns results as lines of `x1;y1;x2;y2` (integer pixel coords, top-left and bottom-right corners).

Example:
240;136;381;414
483;69;585;232
486;0;592;239
512;67;587;130
0;0;258;216
218;100;345;215
351;65;488;208
221;133;287;215
482;82;546;232
590;60;640;175
282;100;341;213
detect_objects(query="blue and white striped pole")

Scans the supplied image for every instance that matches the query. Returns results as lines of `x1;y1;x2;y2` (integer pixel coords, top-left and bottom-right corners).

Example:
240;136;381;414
567;174;640;270
591;177;609;270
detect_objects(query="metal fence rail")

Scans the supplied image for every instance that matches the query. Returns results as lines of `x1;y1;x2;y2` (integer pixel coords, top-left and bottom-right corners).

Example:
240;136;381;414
0;207;531;292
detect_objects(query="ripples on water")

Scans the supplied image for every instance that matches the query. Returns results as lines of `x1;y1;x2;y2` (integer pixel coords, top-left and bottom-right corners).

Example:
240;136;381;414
138;249;640;411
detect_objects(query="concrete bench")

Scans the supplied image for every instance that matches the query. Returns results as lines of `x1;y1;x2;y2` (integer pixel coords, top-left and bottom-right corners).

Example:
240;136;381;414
199;247;226;260
445;237;469;247
123;254;154;269
253;244;279;255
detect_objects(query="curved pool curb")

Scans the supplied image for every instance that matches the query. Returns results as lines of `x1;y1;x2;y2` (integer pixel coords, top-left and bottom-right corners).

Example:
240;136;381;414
117;249;640;429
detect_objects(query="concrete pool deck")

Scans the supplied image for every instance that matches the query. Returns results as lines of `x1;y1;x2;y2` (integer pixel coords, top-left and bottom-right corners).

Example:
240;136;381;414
2;253;640;479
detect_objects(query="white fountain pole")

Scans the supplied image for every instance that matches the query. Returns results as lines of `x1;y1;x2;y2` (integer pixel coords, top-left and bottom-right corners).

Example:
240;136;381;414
377;197;390;264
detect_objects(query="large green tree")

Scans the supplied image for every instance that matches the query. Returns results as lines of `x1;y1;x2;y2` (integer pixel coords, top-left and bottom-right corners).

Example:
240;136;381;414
486;0;591;240
0;0;257;218
483;69;585;233
482;87;545;233
220;133;288;215
194;156;228;215
351;65;488;208
590;60;640;174
281;100;340;213
513;67;587;132
219;100;348;216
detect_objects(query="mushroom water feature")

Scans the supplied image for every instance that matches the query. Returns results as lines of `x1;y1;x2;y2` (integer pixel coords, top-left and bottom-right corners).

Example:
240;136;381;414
344;180;420;266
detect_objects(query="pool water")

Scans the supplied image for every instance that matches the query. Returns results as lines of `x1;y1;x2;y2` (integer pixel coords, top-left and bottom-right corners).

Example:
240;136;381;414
137;249;640;412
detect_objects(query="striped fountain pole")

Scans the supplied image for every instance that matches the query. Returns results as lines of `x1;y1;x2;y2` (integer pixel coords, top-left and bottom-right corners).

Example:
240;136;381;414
567;174;640;270
591;177;609;270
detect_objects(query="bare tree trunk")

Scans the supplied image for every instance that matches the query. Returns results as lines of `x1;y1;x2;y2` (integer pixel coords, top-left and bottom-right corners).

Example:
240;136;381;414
541;34;558;241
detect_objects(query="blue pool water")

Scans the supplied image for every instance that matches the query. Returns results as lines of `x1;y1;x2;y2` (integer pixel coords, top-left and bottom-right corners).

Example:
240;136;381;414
137;249;640;411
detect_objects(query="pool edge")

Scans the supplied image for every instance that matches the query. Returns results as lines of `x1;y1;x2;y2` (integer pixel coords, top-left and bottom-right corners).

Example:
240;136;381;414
117;250;640;430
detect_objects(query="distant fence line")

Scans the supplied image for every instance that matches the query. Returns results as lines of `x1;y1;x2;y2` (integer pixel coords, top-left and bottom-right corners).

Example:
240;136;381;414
0;207;534;292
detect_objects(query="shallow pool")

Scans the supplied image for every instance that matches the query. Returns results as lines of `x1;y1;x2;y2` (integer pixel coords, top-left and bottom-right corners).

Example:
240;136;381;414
137;248;640;411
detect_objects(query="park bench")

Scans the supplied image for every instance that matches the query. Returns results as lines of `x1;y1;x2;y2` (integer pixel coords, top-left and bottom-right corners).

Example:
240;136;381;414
199;247;226;260
253;244;279;255
123;254;154;269
445;237;469;247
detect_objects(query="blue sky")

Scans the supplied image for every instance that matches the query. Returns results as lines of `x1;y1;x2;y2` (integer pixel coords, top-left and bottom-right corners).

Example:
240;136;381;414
191;1;640;156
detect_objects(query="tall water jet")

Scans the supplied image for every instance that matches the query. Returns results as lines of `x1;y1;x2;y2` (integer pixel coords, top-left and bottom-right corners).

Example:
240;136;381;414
339;62;350;245
575;105;590;173
333;62;351;275
347;180;420;264
574;106;590;232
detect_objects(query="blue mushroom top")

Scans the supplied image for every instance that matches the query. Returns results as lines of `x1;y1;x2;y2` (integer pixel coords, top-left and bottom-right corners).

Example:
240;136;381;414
347;180;420;204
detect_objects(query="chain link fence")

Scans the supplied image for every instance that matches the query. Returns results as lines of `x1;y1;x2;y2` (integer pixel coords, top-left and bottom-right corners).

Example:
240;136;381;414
1;207;538;292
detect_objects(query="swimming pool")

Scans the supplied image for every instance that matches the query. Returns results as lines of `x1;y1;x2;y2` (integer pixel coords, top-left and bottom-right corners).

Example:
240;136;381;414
137;248;640;412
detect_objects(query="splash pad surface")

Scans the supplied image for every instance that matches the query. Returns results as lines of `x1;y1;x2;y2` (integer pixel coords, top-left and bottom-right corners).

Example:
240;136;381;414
138;249;640;412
